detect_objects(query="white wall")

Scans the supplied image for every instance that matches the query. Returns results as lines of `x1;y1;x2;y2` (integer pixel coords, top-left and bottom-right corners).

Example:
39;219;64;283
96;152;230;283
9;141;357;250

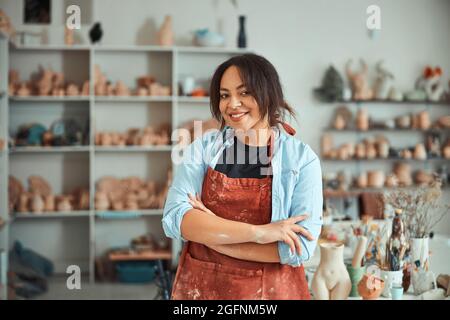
1;0;449;236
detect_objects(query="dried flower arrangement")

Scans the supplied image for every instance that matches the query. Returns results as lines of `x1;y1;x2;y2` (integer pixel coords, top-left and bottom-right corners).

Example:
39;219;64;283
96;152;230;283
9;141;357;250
383;180;450;239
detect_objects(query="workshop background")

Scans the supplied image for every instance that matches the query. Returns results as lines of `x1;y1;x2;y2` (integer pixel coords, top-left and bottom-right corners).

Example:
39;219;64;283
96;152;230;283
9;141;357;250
0;0;449;300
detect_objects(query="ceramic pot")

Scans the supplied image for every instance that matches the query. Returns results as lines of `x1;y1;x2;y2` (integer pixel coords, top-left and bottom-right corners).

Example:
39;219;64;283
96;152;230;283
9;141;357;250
358;274;385;300
412;269;435;295
381;270;403;298
410;237;429;270
347;265;366;297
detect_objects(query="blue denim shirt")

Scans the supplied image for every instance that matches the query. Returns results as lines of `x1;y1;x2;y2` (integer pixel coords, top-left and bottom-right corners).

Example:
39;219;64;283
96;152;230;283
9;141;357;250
162;125;323;267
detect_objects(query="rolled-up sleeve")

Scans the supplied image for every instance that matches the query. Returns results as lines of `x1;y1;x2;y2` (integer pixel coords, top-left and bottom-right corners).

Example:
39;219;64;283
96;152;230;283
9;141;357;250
278;148;323;266
162;137;206;241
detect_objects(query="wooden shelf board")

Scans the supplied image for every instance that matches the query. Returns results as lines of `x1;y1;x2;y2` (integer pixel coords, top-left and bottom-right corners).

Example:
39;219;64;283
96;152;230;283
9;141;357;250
94;96;173;102
13;211;90;219
10;146;90;153
109;250;172;261
94;145;172;152
10;96;90;102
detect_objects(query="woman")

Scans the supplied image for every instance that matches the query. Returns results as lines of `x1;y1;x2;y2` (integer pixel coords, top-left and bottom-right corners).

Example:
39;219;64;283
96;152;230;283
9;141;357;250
162;53;323;300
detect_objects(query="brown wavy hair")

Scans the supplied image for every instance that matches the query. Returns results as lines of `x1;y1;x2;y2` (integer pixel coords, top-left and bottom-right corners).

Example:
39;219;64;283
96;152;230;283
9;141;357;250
209;53;296;130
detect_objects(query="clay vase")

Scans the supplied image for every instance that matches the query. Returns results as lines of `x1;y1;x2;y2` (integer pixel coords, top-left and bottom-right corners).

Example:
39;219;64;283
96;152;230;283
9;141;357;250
321;134;333;158
358;274;385;300
418;111;431;130
356;172;368;188
414;143;427;160
334;114;346;130
44;194;55;212
158;15;174;46
311;243;352;300
365;143;377;159
30;193;44;213
368;170;385;188
356;108;369;131
377;140;390;158
355;143;366;159
385;174;398;188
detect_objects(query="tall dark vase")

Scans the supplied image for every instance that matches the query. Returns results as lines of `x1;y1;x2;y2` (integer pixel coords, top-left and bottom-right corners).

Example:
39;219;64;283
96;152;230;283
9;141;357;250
237;15;247;48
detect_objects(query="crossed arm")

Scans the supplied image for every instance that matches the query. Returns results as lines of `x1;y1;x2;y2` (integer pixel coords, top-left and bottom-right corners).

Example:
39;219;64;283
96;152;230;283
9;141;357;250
180;193;313;263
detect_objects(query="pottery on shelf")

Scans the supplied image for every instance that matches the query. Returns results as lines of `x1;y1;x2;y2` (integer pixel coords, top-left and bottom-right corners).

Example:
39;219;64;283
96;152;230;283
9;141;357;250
346;59;374;100
356;108;369;131
158;15;174;46
414;143;427;160
367;170;385;188
194;29;225;47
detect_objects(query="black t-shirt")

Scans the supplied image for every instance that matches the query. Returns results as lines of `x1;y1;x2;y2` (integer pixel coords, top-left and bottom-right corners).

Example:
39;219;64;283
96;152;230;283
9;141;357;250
214;136;272;178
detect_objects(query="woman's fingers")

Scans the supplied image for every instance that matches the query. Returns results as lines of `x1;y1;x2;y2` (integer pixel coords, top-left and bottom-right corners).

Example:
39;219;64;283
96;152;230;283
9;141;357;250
289;214;309;223
283;235;295;255
292;224;315;241
288;230;303;256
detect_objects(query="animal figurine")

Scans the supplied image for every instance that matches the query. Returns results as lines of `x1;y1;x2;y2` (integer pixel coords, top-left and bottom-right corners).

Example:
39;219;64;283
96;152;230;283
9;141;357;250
346;59;374;100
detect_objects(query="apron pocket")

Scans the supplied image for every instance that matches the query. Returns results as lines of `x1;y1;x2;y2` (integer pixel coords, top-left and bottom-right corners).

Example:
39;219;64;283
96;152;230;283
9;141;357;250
172;252;263;300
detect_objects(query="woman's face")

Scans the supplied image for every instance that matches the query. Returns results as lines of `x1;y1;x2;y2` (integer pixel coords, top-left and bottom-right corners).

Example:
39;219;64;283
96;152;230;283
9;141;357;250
219;66;266;132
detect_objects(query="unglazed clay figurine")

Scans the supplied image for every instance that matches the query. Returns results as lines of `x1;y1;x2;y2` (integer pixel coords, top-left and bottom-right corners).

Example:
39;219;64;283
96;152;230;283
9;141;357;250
56;196;72;211
385;174;398;188
443;139;450;159
418;111;431;130
414;143;427;160
321;133;333;158
95;191;109;210
65;26;74;46
355;143;366;159
66;83;80;96
30;193;44;213
346;59;374;100
356;172;368;188
44;194;55;212
17;83;31;96
37;68;53;96
81;81;89;96
356;108;369;131
28;175;52;197
158;15;174;46
394;162;413;186
414;170;435;186
9;176;24;212
18;193;30;212
115;81;130;96
312;242;352;300
367;170;385;188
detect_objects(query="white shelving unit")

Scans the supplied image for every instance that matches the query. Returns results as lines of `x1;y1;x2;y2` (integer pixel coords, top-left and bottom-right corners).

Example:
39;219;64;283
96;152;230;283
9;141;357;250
0;33;9;300
3;42;251;287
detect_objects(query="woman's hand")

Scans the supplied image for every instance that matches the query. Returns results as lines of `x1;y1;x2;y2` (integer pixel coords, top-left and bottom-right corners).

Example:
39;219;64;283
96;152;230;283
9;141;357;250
187;193;216;216
252;215;314;255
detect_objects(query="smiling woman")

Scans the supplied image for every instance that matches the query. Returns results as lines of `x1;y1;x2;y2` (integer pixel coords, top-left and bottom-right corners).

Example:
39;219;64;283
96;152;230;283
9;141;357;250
162;53;323;300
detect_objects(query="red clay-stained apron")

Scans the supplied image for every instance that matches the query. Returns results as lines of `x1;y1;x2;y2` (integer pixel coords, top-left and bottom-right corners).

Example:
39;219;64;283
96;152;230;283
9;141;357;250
171;123;310;300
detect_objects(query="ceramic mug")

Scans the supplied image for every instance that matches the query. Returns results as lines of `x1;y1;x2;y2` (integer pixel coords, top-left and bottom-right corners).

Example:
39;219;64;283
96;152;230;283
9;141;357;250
390;285;404;300
381;270;403;298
